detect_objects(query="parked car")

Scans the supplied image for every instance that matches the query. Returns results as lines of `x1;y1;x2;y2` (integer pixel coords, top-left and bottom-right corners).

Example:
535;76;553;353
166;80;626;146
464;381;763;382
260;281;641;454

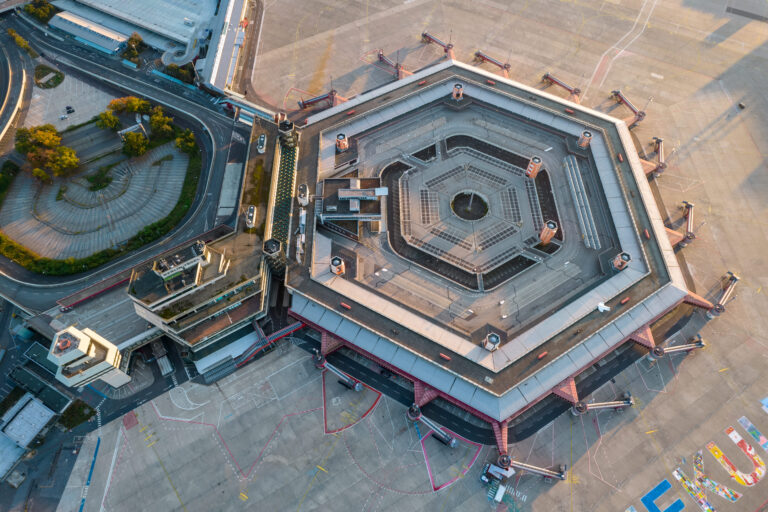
245;205;255;229
257;134;266;154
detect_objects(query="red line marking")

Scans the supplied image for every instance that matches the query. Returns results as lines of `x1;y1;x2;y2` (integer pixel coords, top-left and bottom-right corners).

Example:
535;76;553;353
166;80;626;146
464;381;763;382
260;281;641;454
322;370;382;434
150;401;321;479
419;428;483;491
342;430;434;495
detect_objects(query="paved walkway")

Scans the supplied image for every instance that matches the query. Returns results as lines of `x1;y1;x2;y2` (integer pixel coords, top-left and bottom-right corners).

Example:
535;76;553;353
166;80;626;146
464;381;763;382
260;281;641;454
0;143;188;259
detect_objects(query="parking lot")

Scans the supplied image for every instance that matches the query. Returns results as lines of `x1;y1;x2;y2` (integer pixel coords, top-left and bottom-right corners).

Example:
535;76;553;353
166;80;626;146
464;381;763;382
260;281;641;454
23;62;115;131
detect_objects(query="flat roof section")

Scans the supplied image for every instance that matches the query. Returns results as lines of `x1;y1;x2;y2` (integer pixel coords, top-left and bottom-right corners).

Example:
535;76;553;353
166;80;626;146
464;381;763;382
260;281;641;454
50;11;129;53
71;0;214;44
1;395;55;448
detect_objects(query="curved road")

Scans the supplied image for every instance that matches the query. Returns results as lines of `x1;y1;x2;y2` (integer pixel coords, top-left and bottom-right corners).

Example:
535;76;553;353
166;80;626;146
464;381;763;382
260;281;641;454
0;14;257;313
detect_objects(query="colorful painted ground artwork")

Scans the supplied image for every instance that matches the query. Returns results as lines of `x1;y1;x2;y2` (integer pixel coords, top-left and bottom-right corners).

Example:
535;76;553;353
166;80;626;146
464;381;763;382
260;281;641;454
738;416;768;453
706;427;766;487
672;469;716;512
693;451;741;502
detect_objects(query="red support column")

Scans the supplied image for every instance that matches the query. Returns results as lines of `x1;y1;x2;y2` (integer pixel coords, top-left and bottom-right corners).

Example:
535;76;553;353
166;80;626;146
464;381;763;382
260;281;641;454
552;377;579;404
492;420;509;455
684;291;714;310
414;381;440;407
629;325;655;349
321;331;344;355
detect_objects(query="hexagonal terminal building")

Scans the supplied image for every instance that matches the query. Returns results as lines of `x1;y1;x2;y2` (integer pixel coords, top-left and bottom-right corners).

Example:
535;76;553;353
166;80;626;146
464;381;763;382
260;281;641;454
269;60;711;455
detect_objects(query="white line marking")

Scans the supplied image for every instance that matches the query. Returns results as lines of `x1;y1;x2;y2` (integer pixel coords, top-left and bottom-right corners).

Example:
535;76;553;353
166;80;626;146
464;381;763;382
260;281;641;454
99;427;123;512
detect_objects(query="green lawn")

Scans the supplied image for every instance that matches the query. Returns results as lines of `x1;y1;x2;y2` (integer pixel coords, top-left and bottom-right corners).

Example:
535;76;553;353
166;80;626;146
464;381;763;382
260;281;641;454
33;64;64;89
86;164;115;191
58;400;95;429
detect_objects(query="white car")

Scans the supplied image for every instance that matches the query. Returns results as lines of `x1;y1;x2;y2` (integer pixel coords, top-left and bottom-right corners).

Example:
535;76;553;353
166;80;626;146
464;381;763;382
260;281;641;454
257;134;266;154
245;205;255;229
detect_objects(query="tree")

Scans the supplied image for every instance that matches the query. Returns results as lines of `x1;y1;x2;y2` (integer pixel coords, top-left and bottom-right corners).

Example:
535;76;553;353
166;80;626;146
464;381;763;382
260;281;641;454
175;129;197;154
24;0;54;22
149;106;174;140
123;131;148;157
49;146;79;176
127;32;143;50
108;96;150;114
32;168;51;184
15;125;59;154
96;110;121;131
15;124;78;177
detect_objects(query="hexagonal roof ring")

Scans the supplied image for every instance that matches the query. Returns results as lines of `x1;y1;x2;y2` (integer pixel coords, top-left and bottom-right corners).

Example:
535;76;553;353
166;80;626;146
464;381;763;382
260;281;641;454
284;60;693;423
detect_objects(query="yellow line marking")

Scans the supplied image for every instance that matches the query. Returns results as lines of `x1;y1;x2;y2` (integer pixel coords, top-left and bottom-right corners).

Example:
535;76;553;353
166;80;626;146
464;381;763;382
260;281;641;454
316;465;327;473
239;492;248;501
297;436;339;511
144;434;153;441
645;429;658;434
152;446;188;512
719;367;729;373
139;426;147;432
146;440;157;448
757;287;762;294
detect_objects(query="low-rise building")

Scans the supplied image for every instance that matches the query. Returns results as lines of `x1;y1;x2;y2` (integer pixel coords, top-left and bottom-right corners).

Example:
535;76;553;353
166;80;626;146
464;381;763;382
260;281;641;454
0;393;56;480
47;326;130;388
127;234;269;354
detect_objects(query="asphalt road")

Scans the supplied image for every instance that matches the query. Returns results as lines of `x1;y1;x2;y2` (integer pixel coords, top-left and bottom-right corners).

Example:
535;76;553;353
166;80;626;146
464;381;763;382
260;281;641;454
0;28;26;155
0;13;256;314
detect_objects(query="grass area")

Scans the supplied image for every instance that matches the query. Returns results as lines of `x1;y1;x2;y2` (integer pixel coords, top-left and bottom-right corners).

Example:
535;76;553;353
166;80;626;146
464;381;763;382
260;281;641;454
0;146;202;275
61;116;98;133
0;387;26;417
152;154;174;166
86;163;116;191
58;400;94;429
147;125;181;152
56;185;66;201
242;159;269;236
33;64;64;89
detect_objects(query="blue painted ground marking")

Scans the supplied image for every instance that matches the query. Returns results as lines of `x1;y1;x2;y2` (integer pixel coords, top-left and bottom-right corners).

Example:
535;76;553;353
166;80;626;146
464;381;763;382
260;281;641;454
640;479;685;512
86;384;107;399
413;422;423;441
79;437;101;512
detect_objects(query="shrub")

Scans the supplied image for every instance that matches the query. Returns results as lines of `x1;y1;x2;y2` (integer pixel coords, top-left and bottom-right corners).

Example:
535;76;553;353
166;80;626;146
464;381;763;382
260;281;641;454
175;129;197;154
122;131;148;156
96;110;121;131
32;167;51;183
